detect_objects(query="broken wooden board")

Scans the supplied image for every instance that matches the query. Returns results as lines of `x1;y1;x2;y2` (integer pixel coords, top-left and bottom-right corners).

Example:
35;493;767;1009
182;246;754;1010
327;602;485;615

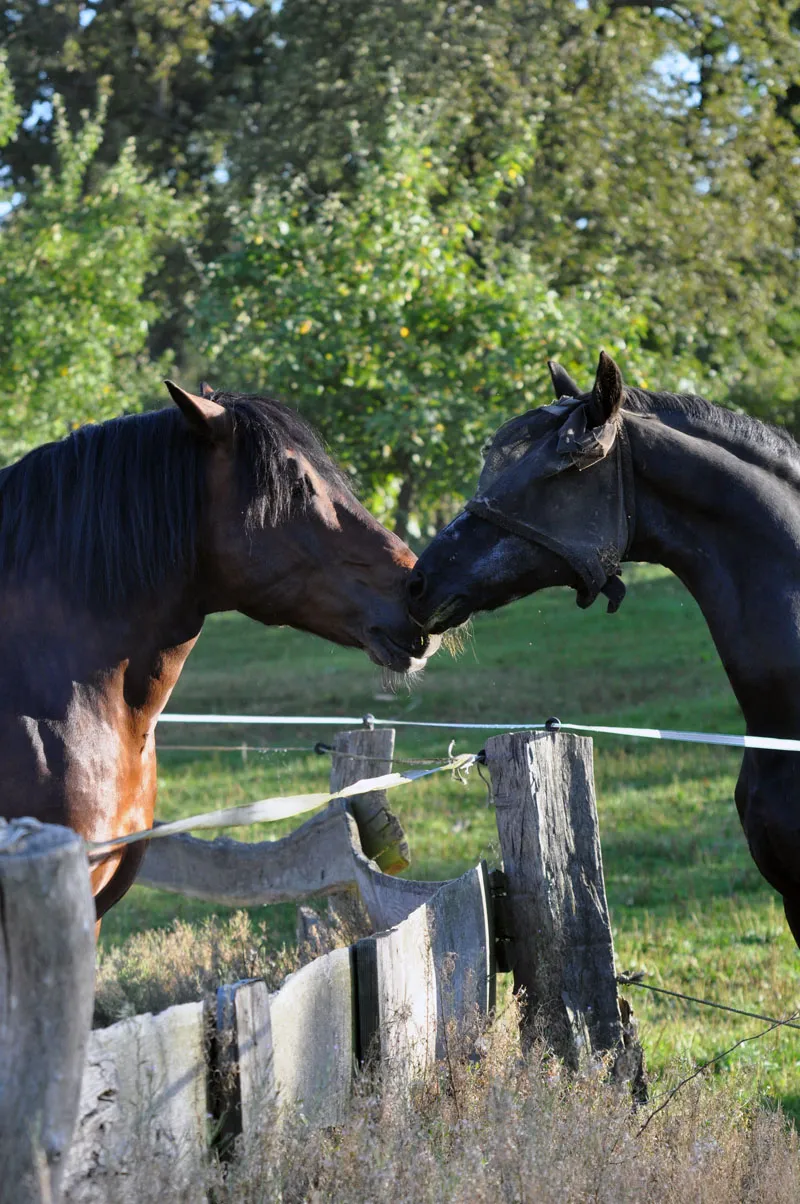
62;1002;207;1203
138;799;442;932
354;863;495;1085
269;946;355;1127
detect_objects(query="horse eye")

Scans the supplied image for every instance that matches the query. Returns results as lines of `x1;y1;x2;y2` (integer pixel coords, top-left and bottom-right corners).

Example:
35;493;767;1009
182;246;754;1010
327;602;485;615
293;475;316;501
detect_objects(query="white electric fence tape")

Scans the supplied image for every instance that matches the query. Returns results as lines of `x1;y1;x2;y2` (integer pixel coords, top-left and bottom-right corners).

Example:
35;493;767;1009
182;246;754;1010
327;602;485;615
158;713;800;753
86;752;476;861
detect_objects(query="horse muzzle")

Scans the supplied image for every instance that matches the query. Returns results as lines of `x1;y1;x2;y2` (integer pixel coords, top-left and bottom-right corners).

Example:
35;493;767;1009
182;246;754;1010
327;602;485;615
365;623;441;672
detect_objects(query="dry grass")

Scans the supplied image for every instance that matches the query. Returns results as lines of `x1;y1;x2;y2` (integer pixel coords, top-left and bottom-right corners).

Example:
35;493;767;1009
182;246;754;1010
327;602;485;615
94;1000;800;1204
93;910;300;1025
219;1011;799;1204
93;904;361;1026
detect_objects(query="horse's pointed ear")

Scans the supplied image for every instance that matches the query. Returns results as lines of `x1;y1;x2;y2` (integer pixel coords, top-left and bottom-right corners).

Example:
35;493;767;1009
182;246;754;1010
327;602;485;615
547;360;582;399
586;351;624;427
164;380;229;440
199;380;215;399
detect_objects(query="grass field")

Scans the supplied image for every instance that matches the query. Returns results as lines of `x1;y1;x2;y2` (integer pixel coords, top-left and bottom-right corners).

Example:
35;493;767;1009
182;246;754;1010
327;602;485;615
100;564;800;1115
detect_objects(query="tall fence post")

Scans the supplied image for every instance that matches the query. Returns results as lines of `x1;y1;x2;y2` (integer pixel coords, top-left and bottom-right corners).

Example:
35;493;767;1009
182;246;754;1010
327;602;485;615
485;730;624;1068
0;819;95;1204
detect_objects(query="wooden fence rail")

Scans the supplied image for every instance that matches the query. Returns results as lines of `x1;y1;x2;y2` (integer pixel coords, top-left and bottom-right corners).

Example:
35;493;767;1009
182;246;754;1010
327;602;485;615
4;727;639;1202
137;728;439;931
61;863;494;1201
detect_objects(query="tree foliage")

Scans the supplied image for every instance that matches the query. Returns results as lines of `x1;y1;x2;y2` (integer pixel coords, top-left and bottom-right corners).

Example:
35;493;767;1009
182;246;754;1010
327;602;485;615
232;0;800;419
0;53;18;148
0;89;195;461
0;0;240;188
193;109;653;534
0;0;798;520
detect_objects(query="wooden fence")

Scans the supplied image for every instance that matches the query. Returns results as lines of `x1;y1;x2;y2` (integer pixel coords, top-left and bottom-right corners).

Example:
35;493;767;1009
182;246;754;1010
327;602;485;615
0;729;640;1204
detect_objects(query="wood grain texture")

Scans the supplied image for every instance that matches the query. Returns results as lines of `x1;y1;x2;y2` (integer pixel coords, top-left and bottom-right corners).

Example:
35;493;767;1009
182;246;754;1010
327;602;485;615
428;862;496;1058
0;821;95;1204
355;861;442;931
355;904;436;1088
355;864;495;1085
486;731;622;1065
138;799;441;931
215;978;274;1147
62;1002;207;1203
138;801;364;905
331;728;410;873
269;946;355;1126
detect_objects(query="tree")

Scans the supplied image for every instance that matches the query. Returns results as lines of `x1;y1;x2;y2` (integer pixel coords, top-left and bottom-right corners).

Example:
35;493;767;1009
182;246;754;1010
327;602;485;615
192;109;652;537
0;53;17;147
224;0;800;421
0;89;196;462
0;0;251;190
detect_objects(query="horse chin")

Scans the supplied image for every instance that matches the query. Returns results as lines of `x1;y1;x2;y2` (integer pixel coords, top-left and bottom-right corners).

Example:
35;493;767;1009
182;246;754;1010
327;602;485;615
379;662;425;694
364;629;440;674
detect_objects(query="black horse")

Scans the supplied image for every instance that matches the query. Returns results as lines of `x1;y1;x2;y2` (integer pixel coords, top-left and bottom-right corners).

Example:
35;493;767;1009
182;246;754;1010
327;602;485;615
408;350;800;945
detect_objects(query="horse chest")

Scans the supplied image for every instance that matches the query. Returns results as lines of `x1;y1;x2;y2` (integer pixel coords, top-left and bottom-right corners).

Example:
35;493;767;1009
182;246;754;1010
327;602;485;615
0;706;156;843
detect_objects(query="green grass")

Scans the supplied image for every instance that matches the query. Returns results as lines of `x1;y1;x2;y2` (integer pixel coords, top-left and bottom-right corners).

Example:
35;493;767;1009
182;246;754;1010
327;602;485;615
100;564;800;1113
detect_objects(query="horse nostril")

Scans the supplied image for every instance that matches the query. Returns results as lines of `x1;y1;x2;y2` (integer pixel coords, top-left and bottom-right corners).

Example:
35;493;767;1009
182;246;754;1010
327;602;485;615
407;567;427;602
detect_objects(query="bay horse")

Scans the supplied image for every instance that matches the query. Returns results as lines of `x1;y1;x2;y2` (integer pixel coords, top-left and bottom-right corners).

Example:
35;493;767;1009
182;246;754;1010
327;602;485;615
0;382;436;919
407;350;800;946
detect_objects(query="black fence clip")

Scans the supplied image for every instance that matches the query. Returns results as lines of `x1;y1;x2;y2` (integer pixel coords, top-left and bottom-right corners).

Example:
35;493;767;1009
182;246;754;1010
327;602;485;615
489;868;515;974
545;716;561;733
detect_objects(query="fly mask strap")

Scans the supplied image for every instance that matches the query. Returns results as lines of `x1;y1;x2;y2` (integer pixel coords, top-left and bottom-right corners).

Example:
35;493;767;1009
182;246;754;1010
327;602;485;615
464;496;612;599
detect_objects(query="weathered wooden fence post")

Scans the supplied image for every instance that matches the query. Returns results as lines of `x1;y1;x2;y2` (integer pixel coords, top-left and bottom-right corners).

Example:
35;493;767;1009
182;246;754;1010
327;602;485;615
324;725;409;937
329;726;409;873
0;819;95;1204
485;731;624;1069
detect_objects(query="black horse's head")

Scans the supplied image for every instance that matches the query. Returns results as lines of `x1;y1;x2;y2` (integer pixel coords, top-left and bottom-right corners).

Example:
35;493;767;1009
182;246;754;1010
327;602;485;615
408;351;634;634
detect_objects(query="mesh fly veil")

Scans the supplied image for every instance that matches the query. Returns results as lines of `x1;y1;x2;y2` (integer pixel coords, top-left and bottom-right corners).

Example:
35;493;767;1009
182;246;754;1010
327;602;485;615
465;397;633;611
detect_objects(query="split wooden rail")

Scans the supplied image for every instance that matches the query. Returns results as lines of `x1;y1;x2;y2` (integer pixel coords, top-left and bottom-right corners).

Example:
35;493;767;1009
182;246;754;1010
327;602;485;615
0;728;640;1204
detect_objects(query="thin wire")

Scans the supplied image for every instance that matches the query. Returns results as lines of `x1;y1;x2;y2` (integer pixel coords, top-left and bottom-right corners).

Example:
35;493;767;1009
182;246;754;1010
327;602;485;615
155;742;445;766
635;1011;800;1138
156;744;317;754
616;975;800;1032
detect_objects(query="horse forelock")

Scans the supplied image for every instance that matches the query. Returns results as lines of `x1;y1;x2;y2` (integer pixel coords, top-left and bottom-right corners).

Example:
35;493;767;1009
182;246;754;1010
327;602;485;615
211;390;351;530
0;393;346;608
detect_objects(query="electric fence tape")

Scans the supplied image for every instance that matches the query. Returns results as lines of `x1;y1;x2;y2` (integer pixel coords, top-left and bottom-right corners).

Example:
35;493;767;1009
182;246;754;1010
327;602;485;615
157;713;800;753
86;752;477;861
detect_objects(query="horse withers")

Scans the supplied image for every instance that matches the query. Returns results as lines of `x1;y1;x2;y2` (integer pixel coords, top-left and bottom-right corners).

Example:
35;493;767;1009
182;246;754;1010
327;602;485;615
408;351;800;947
0;382;437;918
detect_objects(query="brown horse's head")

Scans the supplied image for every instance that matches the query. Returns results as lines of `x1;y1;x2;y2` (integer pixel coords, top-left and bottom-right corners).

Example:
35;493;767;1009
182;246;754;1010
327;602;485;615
165;382;437;672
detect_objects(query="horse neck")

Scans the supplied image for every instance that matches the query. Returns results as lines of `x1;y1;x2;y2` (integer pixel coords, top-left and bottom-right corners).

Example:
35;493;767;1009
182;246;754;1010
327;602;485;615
625;413;800;734
31;572;204;721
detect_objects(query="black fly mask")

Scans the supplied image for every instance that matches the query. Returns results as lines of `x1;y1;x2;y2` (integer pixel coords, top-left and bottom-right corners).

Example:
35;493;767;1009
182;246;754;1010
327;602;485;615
465;397;635;612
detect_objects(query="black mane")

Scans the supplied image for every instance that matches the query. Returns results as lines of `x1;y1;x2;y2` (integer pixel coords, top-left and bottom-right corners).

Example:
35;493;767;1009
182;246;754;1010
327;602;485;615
0;392;345;607
621;387;800;469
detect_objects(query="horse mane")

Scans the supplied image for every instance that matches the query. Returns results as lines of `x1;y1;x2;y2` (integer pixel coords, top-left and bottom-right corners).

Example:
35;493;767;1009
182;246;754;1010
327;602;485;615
0;392;345;607
621;386;800;474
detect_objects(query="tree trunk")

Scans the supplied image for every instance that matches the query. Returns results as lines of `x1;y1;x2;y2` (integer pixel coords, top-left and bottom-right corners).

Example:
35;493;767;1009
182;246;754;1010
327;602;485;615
393;475;414;544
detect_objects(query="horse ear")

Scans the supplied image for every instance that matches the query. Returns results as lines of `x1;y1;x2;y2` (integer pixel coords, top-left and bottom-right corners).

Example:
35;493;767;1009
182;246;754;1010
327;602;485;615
547;360;582;399
586;351;624;427
199;380;215;399
164;380;229;440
